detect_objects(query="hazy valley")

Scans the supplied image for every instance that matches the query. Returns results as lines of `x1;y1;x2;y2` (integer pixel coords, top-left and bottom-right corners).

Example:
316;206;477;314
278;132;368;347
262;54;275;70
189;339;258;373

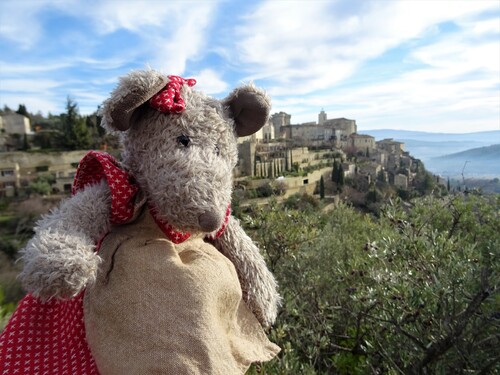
364;129;500;178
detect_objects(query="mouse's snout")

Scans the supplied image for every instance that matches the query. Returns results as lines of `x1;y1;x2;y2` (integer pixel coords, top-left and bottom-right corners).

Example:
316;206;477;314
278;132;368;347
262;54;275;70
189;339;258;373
198;211;223;233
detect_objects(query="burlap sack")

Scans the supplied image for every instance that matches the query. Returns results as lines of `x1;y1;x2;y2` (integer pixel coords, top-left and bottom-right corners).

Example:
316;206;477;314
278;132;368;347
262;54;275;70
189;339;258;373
84;209;280;375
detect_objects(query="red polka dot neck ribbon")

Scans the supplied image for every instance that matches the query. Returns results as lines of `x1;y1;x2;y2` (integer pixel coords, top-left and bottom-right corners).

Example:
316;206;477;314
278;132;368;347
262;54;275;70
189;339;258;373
0;150;230;375
149;75;196;114
72;151;139;225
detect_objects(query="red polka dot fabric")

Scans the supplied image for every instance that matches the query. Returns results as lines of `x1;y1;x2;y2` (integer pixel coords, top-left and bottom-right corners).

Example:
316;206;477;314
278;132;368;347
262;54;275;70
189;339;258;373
73;151;138;225
149;205;191;244
0;294;98;375
149;75;196;114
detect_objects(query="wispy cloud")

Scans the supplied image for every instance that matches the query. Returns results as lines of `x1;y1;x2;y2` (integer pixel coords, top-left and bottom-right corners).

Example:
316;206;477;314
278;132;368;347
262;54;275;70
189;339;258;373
77;1;221;75
193;69;229;95
0;79;62;93
0;0;498;132
229;1;499;132
0;0;52;48
232;0;497;94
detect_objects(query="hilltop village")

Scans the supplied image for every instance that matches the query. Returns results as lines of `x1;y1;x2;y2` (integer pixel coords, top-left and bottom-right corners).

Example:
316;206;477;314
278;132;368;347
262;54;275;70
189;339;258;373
0;110;425;202
235;110;422;200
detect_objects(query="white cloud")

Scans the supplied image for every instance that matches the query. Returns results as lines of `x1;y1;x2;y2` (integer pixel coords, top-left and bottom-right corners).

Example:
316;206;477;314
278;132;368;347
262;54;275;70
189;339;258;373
0;93;60;116
0;61;72;75
0;79;62;92
234;0;499;133
147;4;218;74
193;69;229;95
1;0;498;133
231;0;498;95
0;0;46;48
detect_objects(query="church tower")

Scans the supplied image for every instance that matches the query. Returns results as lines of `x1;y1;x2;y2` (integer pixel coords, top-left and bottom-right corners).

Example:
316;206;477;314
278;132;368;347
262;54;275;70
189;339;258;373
318;109;327;125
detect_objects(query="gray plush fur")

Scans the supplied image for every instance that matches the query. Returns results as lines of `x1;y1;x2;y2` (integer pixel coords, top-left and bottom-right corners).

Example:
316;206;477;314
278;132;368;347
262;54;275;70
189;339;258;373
20;180;110;300
19;69;280;327
212;216;281;327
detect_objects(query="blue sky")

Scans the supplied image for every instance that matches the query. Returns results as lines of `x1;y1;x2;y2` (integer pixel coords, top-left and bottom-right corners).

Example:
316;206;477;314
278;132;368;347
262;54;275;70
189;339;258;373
0;0;499;133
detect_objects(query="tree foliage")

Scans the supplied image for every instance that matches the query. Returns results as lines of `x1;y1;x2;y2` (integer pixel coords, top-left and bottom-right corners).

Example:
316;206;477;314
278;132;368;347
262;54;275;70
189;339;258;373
16;104;29;118
244;193;499;374
58;97;93;150
319;176;325;199
331;160;345;193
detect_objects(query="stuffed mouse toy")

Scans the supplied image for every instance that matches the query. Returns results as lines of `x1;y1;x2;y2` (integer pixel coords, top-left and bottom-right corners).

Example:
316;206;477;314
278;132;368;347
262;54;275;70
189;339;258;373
0;71;281;374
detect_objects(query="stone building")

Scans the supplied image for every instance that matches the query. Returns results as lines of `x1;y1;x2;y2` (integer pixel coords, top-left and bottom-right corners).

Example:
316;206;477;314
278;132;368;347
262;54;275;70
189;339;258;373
279;116;357;148
394;174;409;189
359;162;382;180
318;109;327;125
236;141;256;177
0;150;88;197
349;134;376;153
281;124;333;145
0;113;32;134
270;112;291;138
0;162;20;197
237;120;275;144
376;139;405;154
0;113;33;151
323;117;357;135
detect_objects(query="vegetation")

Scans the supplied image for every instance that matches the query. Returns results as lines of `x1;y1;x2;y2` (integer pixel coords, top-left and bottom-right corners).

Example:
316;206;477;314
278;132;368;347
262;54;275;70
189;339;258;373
1;99;118;152
0;197;57;310
331;160;345;190
0;285;16;332
243;193;499;374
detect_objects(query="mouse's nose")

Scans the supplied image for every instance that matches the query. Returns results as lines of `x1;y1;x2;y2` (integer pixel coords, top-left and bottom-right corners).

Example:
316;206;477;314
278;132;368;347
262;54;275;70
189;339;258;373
198;211;222;232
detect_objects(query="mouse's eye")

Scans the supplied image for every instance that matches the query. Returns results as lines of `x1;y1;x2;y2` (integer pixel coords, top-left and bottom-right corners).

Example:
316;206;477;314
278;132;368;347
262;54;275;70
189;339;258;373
177;134;191;147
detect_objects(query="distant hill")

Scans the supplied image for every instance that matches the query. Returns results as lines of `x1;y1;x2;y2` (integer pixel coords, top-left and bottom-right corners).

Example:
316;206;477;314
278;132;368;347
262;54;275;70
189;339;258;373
361;129;500;177
362;129;500;144
429;144;500;178
438;144;500;160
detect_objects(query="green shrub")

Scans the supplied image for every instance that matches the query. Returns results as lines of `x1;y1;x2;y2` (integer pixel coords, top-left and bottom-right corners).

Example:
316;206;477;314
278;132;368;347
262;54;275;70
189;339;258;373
246;194;499;374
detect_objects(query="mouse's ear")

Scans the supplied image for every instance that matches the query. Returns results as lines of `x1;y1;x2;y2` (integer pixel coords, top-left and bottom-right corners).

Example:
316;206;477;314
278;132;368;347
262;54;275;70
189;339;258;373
100;70;168;131
223;84;271;137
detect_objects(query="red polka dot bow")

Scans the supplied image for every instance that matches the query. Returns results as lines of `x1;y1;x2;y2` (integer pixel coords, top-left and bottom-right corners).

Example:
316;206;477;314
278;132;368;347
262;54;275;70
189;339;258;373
150;75;196;113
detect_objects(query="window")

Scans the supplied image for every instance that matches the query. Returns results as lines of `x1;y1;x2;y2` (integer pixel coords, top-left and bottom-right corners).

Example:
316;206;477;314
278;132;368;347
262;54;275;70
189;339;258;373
36;166;49;172
1;170;15;177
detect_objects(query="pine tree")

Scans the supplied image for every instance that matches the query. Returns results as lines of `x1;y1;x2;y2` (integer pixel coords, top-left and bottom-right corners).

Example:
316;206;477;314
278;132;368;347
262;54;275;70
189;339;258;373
60;97;92;150
22;134;29;150
338;164;345;187
320;176;325;199
332;160;339;182
16;104;29;118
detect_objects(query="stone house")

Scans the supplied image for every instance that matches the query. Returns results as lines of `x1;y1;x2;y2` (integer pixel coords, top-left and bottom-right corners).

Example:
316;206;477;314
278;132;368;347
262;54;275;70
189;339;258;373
270;112;291;138
394;174;409;190
323;117;357;135
359;162;381;181
0;150;88;196
0;163;20;197
349;134;376;153
376;139;405;154
0;113;33;151
342;162;356;177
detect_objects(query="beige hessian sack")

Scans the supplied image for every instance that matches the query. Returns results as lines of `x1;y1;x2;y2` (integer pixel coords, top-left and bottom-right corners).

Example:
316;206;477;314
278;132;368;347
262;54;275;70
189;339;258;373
84;209;280;375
